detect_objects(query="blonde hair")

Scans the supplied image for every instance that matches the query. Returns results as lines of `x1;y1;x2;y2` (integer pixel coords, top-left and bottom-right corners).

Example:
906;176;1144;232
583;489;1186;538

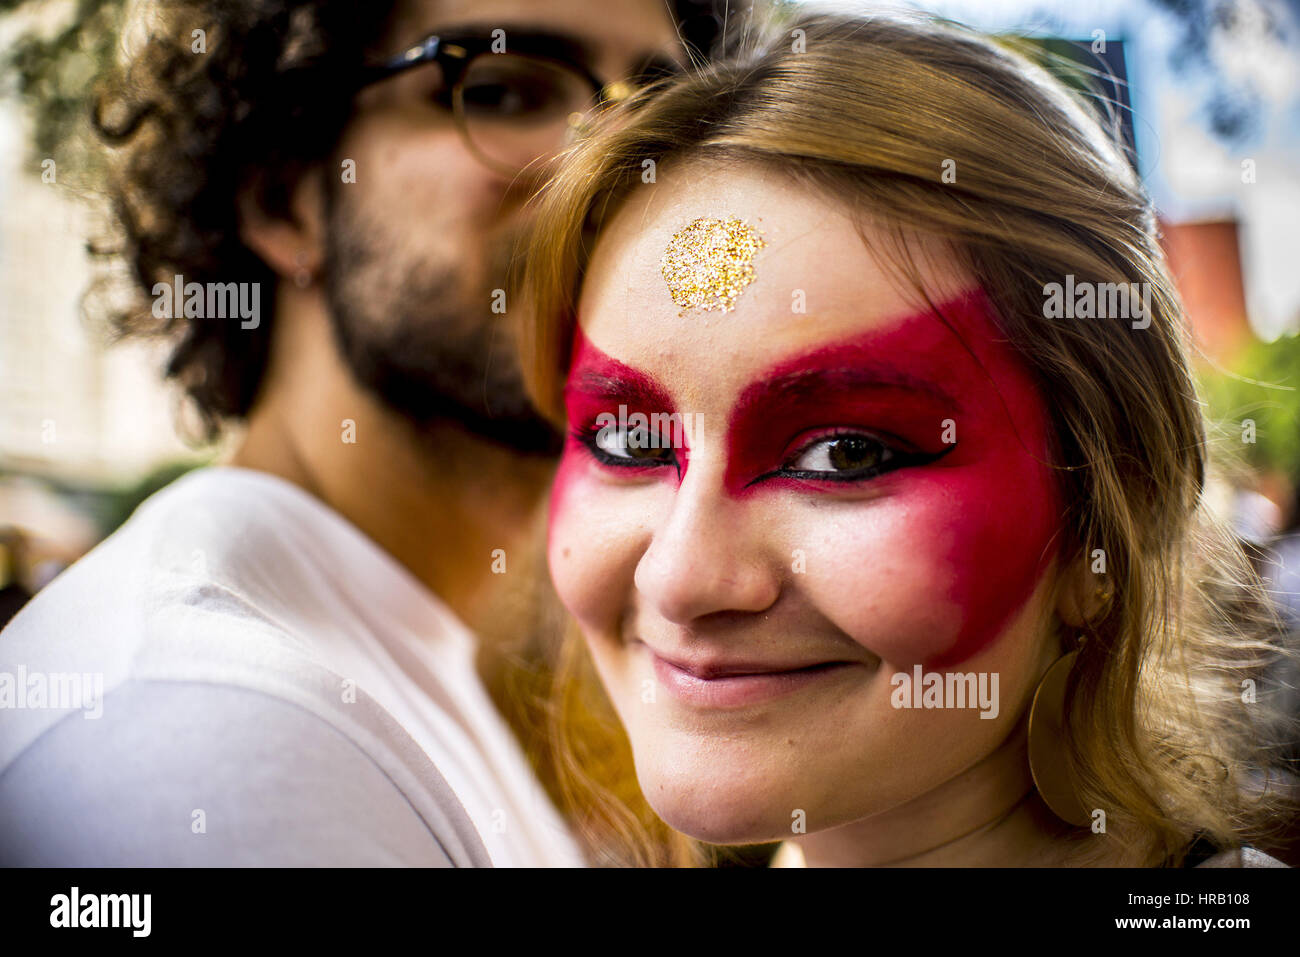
515;10;1299;866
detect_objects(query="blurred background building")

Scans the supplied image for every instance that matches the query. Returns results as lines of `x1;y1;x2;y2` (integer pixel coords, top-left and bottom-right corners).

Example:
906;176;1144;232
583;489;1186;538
0;3;210;606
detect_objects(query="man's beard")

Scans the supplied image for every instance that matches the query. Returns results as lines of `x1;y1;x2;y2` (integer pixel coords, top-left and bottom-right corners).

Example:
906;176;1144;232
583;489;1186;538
320;191;561;455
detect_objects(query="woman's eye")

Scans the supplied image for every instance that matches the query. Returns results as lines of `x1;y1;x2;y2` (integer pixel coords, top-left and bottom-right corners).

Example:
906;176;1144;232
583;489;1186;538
582;424;676;467
784;433;894;479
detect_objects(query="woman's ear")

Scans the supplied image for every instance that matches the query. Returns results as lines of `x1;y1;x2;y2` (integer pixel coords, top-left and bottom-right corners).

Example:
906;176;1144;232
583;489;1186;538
1055;551;1112;628
237;166;326;282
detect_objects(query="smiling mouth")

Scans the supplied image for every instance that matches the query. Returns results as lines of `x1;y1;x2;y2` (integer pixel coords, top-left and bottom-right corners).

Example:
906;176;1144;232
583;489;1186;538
672;659;847;679
642;645;862;709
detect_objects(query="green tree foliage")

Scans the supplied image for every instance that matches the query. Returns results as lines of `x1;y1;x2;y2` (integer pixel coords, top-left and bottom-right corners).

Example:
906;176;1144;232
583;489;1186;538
2;0;127;174
1200;334;1300;483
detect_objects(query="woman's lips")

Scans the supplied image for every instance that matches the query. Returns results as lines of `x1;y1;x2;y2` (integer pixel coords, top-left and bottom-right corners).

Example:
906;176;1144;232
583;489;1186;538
646;646;860;708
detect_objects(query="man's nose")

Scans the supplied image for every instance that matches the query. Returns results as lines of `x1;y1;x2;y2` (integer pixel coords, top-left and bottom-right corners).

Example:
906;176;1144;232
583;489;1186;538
633;464;782;624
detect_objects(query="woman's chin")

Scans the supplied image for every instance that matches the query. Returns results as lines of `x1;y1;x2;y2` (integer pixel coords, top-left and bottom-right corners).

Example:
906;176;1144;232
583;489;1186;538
633;755;808;846
648;791;787;846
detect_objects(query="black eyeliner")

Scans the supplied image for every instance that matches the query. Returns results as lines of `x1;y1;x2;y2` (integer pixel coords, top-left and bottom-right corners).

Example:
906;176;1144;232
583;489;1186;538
747;441;957;488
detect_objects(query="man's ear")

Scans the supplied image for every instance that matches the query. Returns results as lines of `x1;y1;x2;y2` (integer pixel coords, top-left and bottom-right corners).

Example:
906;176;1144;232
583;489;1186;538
237;166;326;282
1055;550;1111;628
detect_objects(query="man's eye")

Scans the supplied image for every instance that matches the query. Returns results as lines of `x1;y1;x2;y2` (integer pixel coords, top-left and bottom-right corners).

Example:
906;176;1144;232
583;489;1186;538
784;433;894;479
459;57;589;120
461;79;541;116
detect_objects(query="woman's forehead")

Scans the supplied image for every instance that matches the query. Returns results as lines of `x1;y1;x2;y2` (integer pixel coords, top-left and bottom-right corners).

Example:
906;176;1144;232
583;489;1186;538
574;162;978;393
578;161;971;343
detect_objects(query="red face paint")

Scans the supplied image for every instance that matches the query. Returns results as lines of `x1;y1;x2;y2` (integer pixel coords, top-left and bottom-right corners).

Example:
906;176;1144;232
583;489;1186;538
721;290;1060;667
717;291;1060;665
722;366;960;496
560;324;679;454
550;324;688;535
552;289;1062;670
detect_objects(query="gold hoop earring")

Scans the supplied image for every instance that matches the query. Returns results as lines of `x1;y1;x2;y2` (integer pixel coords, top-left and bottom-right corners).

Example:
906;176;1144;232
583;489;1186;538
1027;645;1092;827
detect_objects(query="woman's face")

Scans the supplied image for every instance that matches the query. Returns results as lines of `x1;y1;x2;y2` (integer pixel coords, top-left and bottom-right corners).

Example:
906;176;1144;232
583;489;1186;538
547;161;1068;844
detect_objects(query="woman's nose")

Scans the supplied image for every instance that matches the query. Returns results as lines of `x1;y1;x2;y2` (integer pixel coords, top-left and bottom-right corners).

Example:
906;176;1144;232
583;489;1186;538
633;466;781;624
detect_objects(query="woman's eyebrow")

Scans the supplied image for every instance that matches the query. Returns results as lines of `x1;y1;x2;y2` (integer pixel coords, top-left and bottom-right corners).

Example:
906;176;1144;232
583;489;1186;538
564;369;674;408
732;365;960;416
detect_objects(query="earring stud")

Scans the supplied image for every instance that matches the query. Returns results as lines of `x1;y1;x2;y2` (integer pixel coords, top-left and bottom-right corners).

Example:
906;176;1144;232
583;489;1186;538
292;251;314;289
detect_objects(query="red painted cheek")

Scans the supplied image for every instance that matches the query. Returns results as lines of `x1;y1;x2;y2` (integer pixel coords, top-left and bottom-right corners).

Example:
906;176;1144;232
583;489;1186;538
917;298;1061;669
920;446;1059;670
805;441;1058;672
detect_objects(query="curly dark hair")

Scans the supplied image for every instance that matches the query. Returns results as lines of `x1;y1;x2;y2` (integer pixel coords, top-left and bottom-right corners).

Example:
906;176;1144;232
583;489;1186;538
18;0;726;440
89;3;387;438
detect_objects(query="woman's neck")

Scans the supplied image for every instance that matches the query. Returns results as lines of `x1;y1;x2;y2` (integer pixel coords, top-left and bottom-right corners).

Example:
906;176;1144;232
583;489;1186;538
784;730;1088;867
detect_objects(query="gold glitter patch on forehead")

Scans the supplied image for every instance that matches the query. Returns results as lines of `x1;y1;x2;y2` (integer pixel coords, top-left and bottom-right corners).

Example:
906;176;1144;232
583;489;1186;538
660;216;765;314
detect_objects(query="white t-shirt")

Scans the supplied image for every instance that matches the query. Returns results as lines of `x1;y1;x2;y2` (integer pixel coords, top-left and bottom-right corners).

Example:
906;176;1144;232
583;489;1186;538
0;466;585;867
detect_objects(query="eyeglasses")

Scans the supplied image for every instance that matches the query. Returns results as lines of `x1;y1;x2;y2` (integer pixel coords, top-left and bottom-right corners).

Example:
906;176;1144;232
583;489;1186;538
357;29;655;177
